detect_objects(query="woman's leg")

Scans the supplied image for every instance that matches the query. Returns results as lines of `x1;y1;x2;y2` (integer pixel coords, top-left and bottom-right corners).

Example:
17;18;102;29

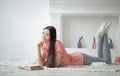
83;53;105;65
83;22;111;65
97;22;107;58
82;36;106;65
102;22;111;64
103;34;112;64
97;37;103;58
83;34;109;65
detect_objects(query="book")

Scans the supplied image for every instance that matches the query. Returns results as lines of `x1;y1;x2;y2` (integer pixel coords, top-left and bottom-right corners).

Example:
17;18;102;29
19;65;43;70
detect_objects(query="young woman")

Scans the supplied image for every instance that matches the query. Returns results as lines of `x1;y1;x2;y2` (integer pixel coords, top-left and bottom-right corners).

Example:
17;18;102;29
37;23;111;68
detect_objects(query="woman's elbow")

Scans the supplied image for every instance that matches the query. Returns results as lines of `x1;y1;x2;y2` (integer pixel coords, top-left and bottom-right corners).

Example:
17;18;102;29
55;63;60;67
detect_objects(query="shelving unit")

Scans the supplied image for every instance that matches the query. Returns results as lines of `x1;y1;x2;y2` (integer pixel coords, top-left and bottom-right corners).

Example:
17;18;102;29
50;0;120;50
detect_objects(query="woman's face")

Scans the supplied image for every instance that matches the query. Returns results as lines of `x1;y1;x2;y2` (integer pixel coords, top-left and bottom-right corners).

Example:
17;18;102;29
41;29;50;43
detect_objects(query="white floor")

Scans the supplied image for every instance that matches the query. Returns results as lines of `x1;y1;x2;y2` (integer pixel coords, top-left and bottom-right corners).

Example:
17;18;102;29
0;66;120;76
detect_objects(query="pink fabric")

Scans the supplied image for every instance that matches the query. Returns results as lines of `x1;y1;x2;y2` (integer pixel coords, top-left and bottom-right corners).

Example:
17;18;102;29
41;40;84;66
114;57;120;63
92;42;96;49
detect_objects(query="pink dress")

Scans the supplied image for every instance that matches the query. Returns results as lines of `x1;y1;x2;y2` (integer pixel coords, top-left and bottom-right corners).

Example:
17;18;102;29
41;40;84;66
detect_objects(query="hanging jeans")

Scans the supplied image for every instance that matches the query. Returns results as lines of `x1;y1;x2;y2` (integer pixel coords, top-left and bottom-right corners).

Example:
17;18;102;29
82;34;112;65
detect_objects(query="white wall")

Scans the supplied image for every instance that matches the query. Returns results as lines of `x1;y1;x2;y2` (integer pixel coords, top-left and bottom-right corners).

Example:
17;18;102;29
0;0;50;60
50;13;62;40
62;15;119;49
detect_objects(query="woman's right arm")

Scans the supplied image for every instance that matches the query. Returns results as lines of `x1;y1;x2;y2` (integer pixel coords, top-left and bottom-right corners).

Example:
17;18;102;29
37;41;44;66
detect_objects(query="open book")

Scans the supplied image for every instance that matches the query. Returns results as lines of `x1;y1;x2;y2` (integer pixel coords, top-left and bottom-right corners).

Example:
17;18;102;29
19;65;43;70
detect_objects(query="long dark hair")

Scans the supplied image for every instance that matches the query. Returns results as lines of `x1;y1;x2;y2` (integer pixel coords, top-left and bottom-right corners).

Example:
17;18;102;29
43;26;56;68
